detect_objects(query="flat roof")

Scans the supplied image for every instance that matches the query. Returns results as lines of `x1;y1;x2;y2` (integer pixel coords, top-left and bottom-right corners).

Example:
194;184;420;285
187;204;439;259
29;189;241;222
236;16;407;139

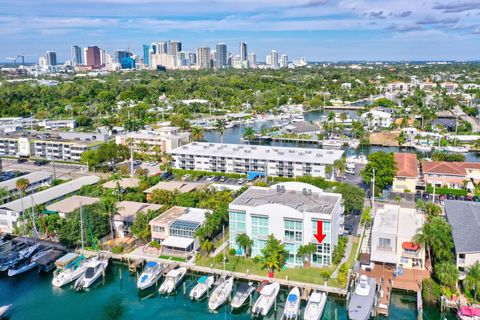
102;178;139;189
144;181;205;194
372;204;399;235
149;206;186;226
397;207;423;239
230;183;341;214
0;175;100;213
114;201;163;223
170;142;344;165
46;195;100;214
445;200;480;254
0;171;52;192
161;236;194;249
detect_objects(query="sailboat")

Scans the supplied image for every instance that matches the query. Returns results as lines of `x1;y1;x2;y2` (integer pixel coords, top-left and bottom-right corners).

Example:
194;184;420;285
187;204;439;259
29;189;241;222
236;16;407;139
8;257;38;276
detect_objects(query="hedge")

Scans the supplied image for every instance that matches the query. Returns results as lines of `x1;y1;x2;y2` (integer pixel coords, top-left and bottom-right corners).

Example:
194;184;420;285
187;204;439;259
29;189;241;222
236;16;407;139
426;185;467;196
171;168;245;180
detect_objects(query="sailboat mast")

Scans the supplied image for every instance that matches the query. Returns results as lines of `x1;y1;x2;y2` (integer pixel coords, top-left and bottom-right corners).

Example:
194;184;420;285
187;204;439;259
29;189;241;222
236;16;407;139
80;203;85;252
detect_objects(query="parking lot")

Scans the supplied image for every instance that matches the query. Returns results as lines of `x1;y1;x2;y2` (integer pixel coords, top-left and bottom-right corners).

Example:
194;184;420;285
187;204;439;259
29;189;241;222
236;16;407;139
192;175;247;186
0;158;93;179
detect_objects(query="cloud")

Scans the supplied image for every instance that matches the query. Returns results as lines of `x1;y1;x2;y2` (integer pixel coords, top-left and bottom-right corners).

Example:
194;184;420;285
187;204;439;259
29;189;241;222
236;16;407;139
397;10;412;18
416;16;460;25
433;2;480;13
298;0;329;7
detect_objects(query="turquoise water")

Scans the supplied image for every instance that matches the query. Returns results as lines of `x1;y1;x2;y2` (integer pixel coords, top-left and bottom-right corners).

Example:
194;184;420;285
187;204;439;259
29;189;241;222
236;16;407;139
0;263;452;320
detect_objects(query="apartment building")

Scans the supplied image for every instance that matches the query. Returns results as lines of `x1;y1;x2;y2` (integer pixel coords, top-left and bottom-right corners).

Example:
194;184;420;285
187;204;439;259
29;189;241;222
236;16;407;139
0;171;53;203
228;182;344;267
370;204;425;270
422;160;480;188
387;81;414;93
38;119;76;130
115;127;190;154
392;153;418;193
445;200;480;279
0;131;107;161
169;142;344;178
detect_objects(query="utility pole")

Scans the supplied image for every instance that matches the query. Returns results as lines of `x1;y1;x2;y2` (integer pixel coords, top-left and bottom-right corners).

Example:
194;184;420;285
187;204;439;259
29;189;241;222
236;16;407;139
371;168;375;209
130;143;134;178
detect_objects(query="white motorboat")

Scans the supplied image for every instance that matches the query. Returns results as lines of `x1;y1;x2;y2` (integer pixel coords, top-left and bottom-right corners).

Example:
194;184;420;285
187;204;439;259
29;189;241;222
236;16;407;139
231;282;255;309
252;282;280;317
414;144;432;152
283;287;301;320
0;304;11;317
137;261;165;290
303;292;327;320
190;275;214;301
445;146;469;153
322;140;343;149
158;267;187;294
8;257;37;276
347;275;377;320
52;254;88;287
74;257;109;290
208;276;234;311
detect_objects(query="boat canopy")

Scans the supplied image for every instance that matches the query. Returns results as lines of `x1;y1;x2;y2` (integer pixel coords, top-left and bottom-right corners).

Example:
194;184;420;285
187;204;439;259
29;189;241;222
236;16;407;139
145;261;158;268
55;253;79;267
459;306;480;317
161;236;194;249
167;268;184;277
287;293;298;302
197;275;209;284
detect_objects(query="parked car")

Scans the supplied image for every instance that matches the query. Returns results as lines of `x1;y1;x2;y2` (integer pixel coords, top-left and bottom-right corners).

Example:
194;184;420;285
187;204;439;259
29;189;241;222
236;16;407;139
423;192;430;200
206;176;215;182
17;158;28;163
219;176;227;183
473;196;480;202
446;194;455;200
34;160;49;166
237;178;246;185
159;172;173;180
415;191;422;200
133;160;142;166
456;195;465;201
466;195;473;201
345;169;355;175
182;174;191;181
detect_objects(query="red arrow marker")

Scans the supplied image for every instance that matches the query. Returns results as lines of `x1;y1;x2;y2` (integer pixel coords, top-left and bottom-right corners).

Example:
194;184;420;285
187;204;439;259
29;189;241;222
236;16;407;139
314;220;327;244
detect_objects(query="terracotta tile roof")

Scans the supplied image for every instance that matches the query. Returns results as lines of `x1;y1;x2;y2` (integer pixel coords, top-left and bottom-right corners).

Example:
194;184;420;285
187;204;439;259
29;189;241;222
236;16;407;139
421;161;480;176
394;153;418;178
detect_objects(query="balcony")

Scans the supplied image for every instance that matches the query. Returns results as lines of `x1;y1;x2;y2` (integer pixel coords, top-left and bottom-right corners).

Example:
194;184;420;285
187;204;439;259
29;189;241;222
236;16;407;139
402;250;419;259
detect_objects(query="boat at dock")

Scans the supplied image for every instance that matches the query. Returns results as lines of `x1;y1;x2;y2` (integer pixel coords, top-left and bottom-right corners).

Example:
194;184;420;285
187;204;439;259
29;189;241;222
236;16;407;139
158;267;187;294
304;291;327;320
52;253;88;287
458;305;480;320
208;276;234;311
414;144;433;152
445;146;469;153
190;275;214;301
8;257;37;276
0;243;39;272
137;261;165;290
0;304;11;317
231;282;256;310
322;140;343;149
32;248;63;273
74;257;109;291
347;275;377;320
283;287;300;320
252;282;280;317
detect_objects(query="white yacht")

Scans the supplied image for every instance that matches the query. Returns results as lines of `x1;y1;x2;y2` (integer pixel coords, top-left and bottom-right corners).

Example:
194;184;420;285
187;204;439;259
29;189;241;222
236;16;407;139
190;275;214;301
137;261;165;290
208;276;234;311
231;282;255;309
347;275;377;320
52;253;88;287
8;257;37;277
303;292;327;320
322;140;343;149
158;267;187;294
445;146;469;153
252;282;280;317
283;287;301;320
74;257;109;290
414;144;432;152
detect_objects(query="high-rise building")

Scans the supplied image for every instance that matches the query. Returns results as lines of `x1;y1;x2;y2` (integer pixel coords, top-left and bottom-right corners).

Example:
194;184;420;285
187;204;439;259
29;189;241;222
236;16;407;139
45;51;57;66
270;50;279;69
71;45;83;66
248;52;256;68
196;47;211;69
266;54;272;66
215;43;227;68
115;50;135;69
239;42;247;62
86;46;102;68
143;44;151;67
169;41;182;56
190;53;197;65
157;41;168;54
280;54;288;68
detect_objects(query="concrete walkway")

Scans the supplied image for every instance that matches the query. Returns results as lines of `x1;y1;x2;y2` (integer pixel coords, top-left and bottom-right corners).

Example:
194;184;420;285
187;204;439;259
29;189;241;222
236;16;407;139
209;241;229;258
331;236;354;278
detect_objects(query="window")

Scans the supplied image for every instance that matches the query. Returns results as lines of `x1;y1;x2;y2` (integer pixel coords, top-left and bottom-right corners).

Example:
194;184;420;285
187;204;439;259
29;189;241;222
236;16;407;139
284;219;303;242
400;257;409;264
229;211;246;249
153;226;164;233
378;238;392;249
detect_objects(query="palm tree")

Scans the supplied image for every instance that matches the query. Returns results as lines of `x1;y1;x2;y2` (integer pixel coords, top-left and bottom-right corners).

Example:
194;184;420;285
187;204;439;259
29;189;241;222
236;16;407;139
200;238;213;255
464;261;480;300
333;159;346;177
191;126;204;142
339;112;348;123
16;177;30;213
260;234;288;276
413;224;434;270
100;196;117;240
243;127;255;143
236;233;253;257
360;207;373;227
435;261;459;288
327;111;336;136
0;187;9;204
109;171;123;200
215;119;226;144
297;243;316;268
325;165;333;181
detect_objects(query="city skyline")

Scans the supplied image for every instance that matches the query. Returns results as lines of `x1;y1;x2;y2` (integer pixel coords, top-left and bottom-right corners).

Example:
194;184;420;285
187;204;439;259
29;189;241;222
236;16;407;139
1;0;480;62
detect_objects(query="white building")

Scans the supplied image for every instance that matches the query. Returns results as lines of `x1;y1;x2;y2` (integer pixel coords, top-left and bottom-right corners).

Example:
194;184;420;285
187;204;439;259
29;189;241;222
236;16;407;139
360;110;392;129
38;119;76;130
0;171;53;203
0;176;100;233
387;82;414;93
370;204;425;270
228;182;344;267
115;127;190;154
169;142;344;178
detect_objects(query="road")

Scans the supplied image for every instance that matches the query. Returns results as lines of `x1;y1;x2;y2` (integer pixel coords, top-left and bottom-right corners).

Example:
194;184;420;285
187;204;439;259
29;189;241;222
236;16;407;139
0;158;101;180
452;105;480;132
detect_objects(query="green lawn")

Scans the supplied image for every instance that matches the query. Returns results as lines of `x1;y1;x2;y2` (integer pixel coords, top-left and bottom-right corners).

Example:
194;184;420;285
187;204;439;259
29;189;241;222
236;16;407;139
159;255;186;262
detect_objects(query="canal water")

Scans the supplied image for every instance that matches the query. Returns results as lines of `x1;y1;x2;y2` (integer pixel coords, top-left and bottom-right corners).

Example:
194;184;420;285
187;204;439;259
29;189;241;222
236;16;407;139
203;110;480;162
0;263;454;320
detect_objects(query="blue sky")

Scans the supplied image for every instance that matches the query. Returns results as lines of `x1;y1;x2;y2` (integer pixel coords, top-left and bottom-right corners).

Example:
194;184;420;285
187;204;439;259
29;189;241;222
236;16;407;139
1;0;480;62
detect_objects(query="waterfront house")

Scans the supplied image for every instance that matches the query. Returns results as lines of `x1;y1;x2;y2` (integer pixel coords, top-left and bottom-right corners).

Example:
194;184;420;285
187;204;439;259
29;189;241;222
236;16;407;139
0;171;52;203
0;176;100;233
149;206;209;258
169;142;344;179
370;204;425;270
228;182;344;267
144;181;206;201
113;201;163;238
392;153;418;193
445;200;480;279
360;110;392;129
421;161;480;189
45;195;99;218
102;177;140;190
